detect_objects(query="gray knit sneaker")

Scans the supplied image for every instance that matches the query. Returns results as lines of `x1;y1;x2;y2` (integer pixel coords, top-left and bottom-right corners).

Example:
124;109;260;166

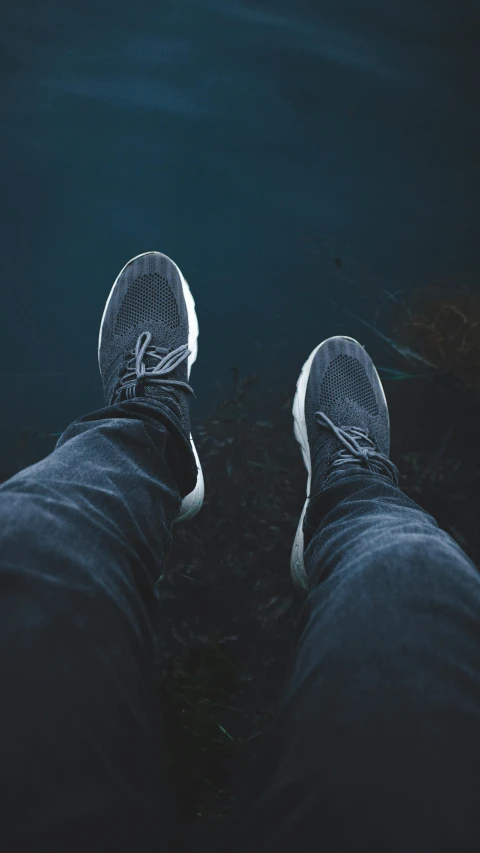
291;336;399;592
98;251;204;523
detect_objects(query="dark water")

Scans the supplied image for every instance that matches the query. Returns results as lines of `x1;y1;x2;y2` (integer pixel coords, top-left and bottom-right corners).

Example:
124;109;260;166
1;0;479;474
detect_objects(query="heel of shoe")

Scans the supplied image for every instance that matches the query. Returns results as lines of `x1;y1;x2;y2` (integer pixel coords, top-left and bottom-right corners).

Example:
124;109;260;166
290;497;309;592
175;436;205;523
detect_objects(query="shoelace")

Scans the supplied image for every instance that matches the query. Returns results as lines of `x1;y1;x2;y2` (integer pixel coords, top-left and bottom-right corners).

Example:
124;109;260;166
113;330;196;403
315;410;399;486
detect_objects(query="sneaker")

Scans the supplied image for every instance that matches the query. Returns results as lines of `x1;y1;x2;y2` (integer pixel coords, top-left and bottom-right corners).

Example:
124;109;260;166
98;251;204;523
291;336;399;592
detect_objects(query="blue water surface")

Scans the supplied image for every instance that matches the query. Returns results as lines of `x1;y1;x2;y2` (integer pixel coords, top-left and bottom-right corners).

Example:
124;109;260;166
1;0;479;473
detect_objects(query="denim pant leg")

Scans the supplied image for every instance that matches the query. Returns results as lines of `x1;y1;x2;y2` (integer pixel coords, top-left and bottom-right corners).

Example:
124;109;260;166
0;399;195;852
237;474;480;853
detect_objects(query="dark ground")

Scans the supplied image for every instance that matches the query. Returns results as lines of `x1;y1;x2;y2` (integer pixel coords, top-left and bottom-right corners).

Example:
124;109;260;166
155;323;480;835
2;289;480;843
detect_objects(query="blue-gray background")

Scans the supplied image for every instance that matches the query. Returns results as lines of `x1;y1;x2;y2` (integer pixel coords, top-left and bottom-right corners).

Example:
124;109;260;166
1;0;479;475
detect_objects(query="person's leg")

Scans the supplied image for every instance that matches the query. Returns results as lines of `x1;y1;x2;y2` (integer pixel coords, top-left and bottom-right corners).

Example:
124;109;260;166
237;337;480;853
0;402;183;851
0;252;204;851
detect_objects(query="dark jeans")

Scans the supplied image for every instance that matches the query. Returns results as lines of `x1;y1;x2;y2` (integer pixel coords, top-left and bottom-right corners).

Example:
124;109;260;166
1;401;480;852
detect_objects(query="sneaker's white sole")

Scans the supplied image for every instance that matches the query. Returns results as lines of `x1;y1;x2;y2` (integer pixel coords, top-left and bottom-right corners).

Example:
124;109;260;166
98;251;205;524
290;335;360;592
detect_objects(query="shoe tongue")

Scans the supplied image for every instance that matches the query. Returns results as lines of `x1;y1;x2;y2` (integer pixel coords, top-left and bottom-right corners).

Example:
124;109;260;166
145;374;186;418
139;347;185;405
310;421;375;494
122;340;190;422
312;421;371;459
143;382;178;406
142;351;163;370
322;462;366;489
341;426;374;450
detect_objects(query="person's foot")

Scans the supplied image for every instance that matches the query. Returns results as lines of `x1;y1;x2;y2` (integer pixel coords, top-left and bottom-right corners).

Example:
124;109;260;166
98;251;204;523
291;336;399;592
